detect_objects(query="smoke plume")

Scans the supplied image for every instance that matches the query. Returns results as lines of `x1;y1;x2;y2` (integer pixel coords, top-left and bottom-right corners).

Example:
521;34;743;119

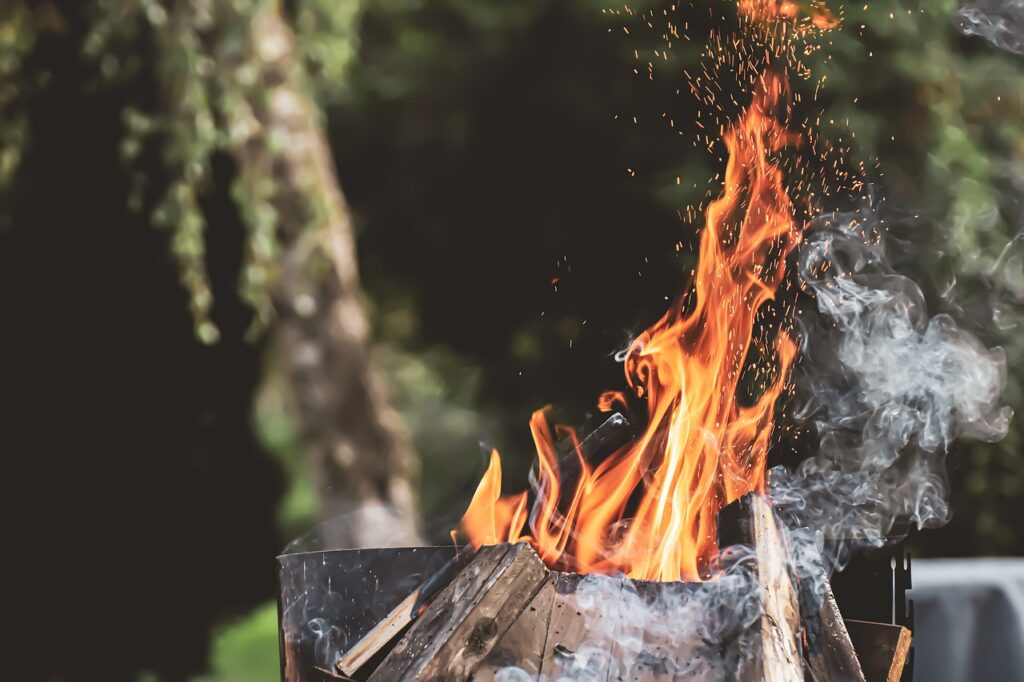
954;0;1024;55
770;196;1012;574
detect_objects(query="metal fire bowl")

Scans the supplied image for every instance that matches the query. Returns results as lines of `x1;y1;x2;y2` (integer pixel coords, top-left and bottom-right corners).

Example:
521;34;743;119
277;546;457;682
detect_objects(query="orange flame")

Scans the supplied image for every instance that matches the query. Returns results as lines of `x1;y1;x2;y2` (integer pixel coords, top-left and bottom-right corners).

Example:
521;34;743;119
739;0;839;29
461;71;802;582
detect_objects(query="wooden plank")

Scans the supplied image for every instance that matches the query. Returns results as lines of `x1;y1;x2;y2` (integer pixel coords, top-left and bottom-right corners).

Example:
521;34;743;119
424;544;550;680
844;620;912;682
538;573;617;680
601;578;635;682
556;412;632;508
748;494;804;682
473;576;556;680
366;544;510;680
629;584;675;682
718;493;804;682
335;589;419;675
336;545;474;676
368;543;549;681
803;582;865;682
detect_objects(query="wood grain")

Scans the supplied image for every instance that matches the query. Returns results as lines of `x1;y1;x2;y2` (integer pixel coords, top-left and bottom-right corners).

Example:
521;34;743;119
845;620;912;682
472;576;556;680
803;582;866;682
335;588;420;676
368;544;548;681
537;573;618;680
748;494;804;682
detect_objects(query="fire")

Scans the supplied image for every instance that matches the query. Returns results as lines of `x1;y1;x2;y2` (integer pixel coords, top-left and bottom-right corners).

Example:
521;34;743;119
738;0;839;29
461;70;802;582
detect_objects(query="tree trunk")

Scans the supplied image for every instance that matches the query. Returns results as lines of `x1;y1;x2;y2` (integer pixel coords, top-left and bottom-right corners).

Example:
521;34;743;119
237;9;420;548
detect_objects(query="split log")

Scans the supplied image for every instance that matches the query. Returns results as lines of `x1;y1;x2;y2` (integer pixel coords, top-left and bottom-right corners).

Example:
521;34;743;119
334;589;418;676
472;577;556;680
803;582;866;682
238;9;421;549
844;620;912;682
486;574;711;681
538;573;612;679
718;493;804;682
750;495;804;682
368;543;548;681
336;545;474;676
555;412;632;506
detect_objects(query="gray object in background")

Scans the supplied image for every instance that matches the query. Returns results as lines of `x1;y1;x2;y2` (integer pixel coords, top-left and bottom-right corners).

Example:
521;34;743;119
911;559;1024;681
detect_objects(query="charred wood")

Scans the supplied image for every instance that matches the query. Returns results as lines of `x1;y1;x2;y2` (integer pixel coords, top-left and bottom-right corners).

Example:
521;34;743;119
802;582;866;682
368;543;548;681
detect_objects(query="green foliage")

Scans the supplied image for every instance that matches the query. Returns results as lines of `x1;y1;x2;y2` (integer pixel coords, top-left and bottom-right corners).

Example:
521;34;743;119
255;370;316;539
294;0;362;101
0;3;39;228
82;0;362;342
193;601;280;682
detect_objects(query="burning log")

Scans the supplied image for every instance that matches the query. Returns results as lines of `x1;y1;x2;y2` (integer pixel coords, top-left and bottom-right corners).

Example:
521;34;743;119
335;545;476;676
718;493;805;682
718;492;915;682
803;583;865;682
366;543;548;680
287;496;910;682
308;441;908;682
472;577;556;679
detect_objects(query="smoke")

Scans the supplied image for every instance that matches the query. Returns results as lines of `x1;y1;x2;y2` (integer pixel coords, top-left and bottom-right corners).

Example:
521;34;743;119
496;547;764;681
954;0;1024;55
489;197;1011;679
770;196;1012;573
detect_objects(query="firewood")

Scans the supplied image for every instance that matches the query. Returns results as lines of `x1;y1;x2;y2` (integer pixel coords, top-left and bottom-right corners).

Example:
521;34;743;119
335;545;474;676
718;493;804;682
472;576;556;680
750;495;804;682
803;582;866;682
537;573;617;680
368;543;549;681
555;412;632;505
844;620;912;682
334;589;420;676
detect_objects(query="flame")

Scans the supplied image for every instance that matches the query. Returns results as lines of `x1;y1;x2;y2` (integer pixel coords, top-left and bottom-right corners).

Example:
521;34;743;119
461;70;803;582
738;0;839;29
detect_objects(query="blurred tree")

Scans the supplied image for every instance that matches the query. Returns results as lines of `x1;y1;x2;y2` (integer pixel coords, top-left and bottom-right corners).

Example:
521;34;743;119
82;0;422;546
2;0;417;679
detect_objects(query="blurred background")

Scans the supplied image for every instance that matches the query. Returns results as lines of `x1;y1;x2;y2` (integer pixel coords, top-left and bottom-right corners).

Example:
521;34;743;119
2;1;1022;680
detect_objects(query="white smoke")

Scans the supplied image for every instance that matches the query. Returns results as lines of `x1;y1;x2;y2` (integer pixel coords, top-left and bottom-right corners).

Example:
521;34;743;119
770;197;1011;572
497;548;763;680
954;0;1024;55
494;198;1012;678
